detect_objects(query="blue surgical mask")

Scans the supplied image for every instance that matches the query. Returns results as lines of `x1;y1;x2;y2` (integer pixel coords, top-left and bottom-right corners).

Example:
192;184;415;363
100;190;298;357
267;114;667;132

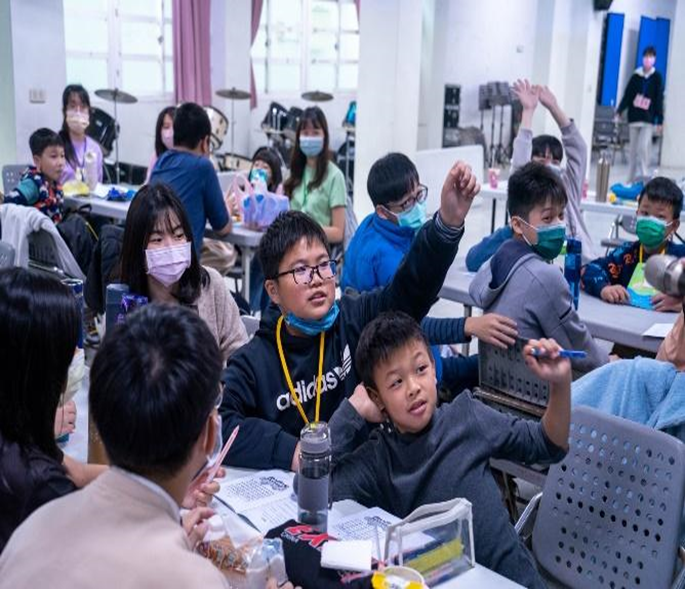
285;302;339;336
386;200;427;231
300;136;324;158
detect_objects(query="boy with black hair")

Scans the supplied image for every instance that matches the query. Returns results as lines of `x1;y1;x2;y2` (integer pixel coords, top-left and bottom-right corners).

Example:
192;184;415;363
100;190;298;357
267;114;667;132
583;177;685;312
6;128;66;223
470;162;608;372
341;152;517;396
466;80;595;270
617;46;664;182
149;102;231;255
220;161;480;470
328;311;571;589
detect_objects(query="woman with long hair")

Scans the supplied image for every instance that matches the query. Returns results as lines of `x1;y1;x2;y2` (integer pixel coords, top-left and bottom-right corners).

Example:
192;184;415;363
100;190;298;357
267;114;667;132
0;268;104;552
284;107;347;244
145;106;177;183
58;84;103;185
117;183;248;363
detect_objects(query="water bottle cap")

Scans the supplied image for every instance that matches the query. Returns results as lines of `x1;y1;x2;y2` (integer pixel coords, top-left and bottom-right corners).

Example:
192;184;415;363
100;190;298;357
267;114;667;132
566;238;582;254
300;421;331;454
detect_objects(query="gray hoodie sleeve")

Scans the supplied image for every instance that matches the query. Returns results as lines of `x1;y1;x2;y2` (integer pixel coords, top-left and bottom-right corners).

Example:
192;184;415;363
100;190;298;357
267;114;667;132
329;400;381;505
510;128;533;171
530;267;609;372
560;122;587;204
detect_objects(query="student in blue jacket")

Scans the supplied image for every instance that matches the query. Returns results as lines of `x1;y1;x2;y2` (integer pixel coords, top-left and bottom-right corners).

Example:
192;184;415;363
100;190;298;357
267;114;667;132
342;153;518;397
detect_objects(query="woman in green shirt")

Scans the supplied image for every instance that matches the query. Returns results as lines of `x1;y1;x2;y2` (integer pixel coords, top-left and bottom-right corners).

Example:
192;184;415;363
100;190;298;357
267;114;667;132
284;107;347;244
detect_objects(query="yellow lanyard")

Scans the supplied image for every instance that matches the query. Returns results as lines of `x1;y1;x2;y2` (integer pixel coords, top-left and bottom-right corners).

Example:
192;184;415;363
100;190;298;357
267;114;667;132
639;244;665;264
276;315;325;425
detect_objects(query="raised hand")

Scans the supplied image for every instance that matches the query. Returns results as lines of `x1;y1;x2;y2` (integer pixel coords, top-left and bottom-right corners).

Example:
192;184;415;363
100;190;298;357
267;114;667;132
512;79;539;112
349;384;384;423
523;338;572;385
439;161;480;228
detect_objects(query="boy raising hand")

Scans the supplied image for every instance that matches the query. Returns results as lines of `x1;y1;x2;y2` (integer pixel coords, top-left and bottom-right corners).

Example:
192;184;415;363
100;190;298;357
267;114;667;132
220;162;479;470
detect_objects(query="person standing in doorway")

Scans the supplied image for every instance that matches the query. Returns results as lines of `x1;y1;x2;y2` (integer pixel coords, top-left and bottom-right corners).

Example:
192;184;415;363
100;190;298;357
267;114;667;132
616;46;664;182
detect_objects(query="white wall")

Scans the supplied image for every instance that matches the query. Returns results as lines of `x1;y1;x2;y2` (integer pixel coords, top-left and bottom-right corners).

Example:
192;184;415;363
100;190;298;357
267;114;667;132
419;0;539;152
9;0;67;164
661;0;685;168
353;0;423;221
0;0;17;169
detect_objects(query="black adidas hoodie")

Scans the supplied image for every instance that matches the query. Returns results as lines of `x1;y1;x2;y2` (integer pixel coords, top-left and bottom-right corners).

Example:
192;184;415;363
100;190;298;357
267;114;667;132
220;215;464;470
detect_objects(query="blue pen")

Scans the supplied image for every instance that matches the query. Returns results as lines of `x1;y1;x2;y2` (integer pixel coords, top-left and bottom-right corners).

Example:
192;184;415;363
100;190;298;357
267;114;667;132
531;348;587;359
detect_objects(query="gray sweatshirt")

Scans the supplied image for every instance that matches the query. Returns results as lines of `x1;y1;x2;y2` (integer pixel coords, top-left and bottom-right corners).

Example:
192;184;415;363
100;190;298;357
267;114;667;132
512;123;597;263
330;393;565;589
469;238;609;372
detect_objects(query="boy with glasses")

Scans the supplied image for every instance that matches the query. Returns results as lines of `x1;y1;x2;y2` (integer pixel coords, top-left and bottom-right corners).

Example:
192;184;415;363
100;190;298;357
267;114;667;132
341;152;518;399
220;160;480;470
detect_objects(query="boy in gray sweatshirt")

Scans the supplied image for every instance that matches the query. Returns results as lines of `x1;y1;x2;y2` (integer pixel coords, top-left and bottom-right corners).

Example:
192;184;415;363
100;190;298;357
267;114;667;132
466;80;596;271
329;311;571;589
469;162;608;373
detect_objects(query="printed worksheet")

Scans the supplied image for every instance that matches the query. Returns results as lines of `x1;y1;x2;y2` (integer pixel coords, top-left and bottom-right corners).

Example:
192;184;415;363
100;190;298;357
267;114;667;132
216;470;297;533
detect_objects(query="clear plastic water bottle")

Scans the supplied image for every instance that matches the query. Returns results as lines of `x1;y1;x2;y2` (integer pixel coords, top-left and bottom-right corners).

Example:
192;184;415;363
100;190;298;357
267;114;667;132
84;150;99;191
564;238;582;310
297;422;331;532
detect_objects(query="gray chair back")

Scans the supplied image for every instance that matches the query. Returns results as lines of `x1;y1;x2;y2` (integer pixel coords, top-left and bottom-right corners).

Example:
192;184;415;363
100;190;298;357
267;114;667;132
532;406;685;589
2;164;27;194
28;230;66;278
0;241;15;268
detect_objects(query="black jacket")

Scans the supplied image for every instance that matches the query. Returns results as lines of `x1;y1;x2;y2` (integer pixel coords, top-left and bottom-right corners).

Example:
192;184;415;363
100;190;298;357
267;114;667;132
617;68;664;125
220;216;464;470
0;435;76;553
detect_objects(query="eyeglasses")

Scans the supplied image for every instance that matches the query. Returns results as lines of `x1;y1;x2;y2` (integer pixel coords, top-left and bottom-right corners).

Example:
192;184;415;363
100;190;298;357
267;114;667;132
388;185;429;213
274;260;338;285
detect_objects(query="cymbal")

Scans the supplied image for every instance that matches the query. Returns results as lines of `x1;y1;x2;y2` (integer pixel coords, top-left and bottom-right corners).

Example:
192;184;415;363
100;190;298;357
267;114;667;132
216;87;252;100
94;88;137;104
302;90;333;102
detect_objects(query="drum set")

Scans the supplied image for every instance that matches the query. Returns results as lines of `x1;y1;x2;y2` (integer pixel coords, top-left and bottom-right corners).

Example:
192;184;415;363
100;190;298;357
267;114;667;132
88;85;357;187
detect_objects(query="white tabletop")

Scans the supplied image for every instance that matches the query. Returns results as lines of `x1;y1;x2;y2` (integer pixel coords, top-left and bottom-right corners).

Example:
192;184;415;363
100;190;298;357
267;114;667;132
63;193;264;250
479;181;685;220
64;193;130;220
440;260;677;354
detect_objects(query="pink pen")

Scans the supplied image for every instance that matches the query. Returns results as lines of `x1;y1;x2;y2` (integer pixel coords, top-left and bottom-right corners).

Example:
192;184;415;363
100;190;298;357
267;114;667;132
202;425;240;485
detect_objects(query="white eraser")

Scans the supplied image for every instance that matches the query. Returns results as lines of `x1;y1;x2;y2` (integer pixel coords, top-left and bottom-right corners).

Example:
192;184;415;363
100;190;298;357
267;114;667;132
321;540;373;572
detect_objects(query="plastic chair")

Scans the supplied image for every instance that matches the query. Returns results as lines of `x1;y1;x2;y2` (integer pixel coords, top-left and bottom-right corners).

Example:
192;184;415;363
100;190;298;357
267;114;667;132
2;164;27;194
0;241;15;268
241;314;260;340
28;230;75;279
601;215;638;254
516;406;685;589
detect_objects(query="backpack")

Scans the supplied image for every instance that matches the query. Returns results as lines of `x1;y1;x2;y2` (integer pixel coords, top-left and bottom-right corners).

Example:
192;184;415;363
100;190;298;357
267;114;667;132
57;207;97;275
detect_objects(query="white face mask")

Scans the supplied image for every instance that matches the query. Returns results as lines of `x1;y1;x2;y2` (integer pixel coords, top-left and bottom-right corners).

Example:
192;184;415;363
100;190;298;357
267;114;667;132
145;242;191;287
66;109;90;132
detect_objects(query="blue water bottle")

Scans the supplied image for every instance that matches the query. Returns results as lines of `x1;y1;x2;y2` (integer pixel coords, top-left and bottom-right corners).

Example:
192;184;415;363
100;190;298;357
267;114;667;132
564;238;582;310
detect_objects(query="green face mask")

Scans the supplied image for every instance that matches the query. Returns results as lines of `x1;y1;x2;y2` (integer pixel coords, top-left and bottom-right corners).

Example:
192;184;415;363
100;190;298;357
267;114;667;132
518;218;566;260
636;216;670;249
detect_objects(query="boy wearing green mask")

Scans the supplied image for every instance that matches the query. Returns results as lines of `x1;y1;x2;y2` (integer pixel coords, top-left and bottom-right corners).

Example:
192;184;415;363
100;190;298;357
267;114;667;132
470;162;609;372
583;177;684;312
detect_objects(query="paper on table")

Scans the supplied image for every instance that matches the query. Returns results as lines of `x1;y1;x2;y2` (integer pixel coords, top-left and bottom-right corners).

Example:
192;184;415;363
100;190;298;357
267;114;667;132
321;540;373;572
215;470;297;533
328;506;399;545
642;323;674;338
241;499;298;534
216;469;295;512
